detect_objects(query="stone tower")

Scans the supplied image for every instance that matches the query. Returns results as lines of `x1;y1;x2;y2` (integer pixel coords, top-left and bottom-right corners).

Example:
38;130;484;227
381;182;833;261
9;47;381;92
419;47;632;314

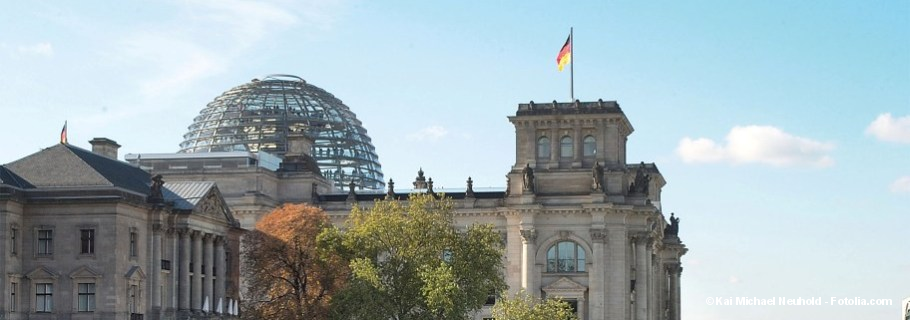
503;100;686;320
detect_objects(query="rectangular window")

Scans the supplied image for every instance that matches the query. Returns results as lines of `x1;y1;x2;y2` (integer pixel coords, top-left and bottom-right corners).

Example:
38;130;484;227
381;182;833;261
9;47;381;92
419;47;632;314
80;229;95;254
10;227;17;255
37;230;53;255
9;282;16;312
485;289;496;306
78;283;95;312
35;283;52;312
129;232;137;257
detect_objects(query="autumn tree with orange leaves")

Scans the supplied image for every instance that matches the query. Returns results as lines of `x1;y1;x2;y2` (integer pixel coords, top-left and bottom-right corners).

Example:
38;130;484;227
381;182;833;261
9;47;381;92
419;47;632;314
241;203;347;320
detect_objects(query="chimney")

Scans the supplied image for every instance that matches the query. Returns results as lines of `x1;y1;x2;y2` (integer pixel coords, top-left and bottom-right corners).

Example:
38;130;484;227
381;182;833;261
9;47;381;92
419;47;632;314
89;138;121;160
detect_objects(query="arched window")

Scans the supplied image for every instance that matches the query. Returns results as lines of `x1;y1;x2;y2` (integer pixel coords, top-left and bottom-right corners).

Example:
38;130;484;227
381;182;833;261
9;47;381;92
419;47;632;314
537;137;550;159
583;136;596;157
546;241;586;272
560;136;573;158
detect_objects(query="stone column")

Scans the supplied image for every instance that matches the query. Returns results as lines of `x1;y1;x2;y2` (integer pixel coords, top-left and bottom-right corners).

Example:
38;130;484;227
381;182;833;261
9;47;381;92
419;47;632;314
203;233;214;313
504;215;523;295
215;236;226;314
606;225;628;320
650;255;660;320
596;119;607;164
578;296;587;320
550;128;558;163
634;236;649;320
519;228;538;297
670;265;682;320
573;125;582;165
661;264;670;320
166;228;177;312
192;230;203;312
151;223;162;312
176;228;190;312
588;229;606;320
605;125;619;165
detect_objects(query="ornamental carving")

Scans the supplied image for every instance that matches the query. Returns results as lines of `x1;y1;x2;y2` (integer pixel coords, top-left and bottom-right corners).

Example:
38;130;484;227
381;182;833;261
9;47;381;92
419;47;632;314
519;229;537;244
665;213;680;236
197;192;228;221
522;163;535;193
628;162;650;195
592;162;605;192
590;229;607;243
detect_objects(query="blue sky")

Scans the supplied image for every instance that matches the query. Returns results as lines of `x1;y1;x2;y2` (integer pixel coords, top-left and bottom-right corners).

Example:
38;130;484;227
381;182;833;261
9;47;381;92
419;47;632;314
1;1;908;319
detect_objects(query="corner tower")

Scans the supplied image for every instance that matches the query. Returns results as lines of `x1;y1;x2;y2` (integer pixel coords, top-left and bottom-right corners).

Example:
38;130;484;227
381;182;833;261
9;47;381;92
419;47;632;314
503;100;685;320
506;100;664;202
510;99;631;170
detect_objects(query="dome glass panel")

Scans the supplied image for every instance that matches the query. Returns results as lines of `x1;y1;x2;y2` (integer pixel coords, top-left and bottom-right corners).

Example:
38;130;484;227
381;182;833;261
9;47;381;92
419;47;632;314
179;74;384;189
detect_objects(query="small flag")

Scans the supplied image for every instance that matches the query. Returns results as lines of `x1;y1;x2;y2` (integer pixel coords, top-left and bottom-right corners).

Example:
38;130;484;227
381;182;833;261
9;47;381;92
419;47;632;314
60;121;68;144
556;34;572;71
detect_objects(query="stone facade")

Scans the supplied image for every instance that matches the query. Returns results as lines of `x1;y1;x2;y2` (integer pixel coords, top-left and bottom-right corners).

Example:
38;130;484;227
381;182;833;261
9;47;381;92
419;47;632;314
127;100;688;320
0;144;243;320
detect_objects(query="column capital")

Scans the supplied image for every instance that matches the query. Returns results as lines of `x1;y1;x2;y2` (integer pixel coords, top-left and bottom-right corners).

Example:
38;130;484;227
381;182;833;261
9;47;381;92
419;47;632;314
630;233;651;245
191;230;202;238
519;229;537;244
177;227;190;236
214;235;225;245
203;233;214;241
590;229;607;243
152;223;163;232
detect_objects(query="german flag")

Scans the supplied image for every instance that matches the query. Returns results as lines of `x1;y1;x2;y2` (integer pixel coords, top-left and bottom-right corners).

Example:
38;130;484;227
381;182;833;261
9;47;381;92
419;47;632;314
556;34;572;71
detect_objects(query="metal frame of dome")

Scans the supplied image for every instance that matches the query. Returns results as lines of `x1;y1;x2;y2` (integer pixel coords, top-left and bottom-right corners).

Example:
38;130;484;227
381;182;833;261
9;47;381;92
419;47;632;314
179;74;385;190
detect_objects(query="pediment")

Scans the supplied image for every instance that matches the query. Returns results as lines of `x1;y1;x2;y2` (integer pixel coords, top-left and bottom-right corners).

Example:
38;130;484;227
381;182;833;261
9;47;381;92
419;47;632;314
542;277;587;294
193;187;237;225
25;266;59;280
124;266;146;280
194;189;227;217
163;182;238;226
70;266;102;279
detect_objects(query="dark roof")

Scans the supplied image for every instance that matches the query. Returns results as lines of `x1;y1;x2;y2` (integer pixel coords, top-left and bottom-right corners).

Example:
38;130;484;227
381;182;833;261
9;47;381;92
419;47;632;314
4;144;150;195
162;181;216;210
0;166;34;188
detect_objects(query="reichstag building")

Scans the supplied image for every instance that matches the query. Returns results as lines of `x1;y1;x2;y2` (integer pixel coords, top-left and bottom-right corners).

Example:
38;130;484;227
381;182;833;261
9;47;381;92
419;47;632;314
2;74;687;320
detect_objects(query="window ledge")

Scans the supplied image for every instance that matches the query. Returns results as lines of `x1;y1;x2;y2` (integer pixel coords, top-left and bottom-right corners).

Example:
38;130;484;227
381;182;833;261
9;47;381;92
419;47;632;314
543;272;588;275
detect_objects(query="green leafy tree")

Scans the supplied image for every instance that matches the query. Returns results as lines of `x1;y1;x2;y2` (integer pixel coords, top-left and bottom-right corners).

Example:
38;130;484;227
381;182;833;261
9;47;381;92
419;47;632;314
241;204;347;320
491;290;578;320
320;193;506;320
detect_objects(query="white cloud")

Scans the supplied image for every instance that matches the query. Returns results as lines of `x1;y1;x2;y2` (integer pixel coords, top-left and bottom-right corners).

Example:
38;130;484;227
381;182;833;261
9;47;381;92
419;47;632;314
890;176;910;194
7;42;54;57
407;125;449;142
866;113;910;144
107;0;347;98
181;0;300;47
728;276;740;284
677;125;835;168
117;32;226;97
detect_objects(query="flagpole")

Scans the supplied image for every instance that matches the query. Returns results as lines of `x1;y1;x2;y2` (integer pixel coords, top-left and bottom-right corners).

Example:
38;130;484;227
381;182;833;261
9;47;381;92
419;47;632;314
570;27;574;101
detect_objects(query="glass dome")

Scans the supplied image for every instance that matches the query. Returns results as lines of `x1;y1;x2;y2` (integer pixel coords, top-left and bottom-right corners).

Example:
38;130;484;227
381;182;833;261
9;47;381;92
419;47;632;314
179;74;384;189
